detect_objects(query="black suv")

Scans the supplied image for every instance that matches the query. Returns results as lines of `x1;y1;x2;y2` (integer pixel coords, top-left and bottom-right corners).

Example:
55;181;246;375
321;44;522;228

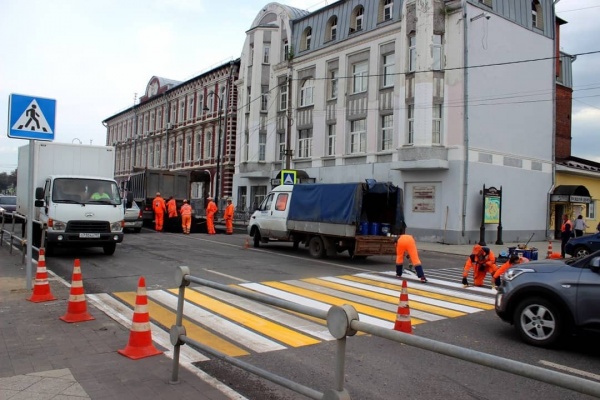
495;251;600;347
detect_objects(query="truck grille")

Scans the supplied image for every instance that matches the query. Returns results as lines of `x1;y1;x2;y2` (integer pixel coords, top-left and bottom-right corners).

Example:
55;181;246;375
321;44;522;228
66;221;110;233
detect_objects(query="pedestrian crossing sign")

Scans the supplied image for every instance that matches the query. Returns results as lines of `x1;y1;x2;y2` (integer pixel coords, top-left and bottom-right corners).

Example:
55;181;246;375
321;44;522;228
8;93;56;141
281;170;296;185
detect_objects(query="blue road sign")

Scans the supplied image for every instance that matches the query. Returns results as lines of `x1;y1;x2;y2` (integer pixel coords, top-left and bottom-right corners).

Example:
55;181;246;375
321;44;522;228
8;93;56;141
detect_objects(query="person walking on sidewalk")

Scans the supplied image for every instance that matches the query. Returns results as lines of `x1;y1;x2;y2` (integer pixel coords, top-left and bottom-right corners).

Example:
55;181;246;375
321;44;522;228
573;214;588;237
224;198;234;235
395;234;428;283
206;196;218;235
180;199;192;234
560;214;573;258
152;192;167;232
462;244;497;287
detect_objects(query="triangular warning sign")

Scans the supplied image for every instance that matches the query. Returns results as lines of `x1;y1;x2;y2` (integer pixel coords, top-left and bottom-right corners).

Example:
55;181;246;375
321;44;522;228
283;173;294;185
12;99;53;133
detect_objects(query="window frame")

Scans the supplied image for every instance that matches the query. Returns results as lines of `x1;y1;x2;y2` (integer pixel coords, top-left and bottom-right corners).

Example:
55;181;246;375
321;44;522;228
432;104;442;144
408;35;416;72
432;34;443;71
297;128;313;158
381;114;393;151
327;124;336;156
352;61;368;94
407;105;415;144
280;82;288;111
382;52;395;88
299;79;314;107
349;119;366;154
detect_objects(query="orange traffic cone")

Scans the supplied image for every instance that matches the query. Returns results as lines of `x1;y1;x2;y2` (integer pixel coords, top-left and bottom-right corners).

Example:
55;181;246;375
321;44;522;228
546;241;553;258
60;259;94;323
27;248;56;303
118;276;162;360
393;280;413;334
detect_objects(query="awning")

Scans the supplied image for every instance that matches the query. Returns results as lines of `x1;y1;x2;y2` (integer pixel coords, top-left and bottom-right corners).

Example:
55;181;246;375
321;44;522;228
550;185;591;203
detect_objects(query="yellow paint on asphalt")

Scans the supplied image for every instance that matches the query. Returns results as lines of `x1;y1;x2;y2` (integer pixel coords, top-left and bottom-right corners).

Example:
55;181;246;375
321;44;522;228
169;288;320;348
262;281;426;325
302;278;466;318
340;275;494;310
114;291;249;357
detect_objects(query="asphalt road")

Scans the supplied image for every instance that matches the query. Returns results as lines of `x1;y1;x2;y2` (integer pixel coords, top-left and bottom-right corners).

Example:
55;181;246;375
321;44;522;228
23;228;600;399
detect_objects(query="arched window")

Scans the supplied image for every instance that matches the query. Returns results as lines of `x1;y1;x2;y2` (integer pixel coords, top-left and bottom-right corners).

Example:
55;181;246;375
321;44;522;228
351;6;364;33
532;0;543;29
326;16;338;41
302;27;312;51
379;0;393;22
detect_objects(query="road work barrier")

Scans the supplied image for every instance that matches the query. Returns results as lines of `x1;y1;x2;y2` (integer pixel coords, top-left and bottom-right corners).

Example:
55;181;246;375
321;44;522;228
169;266;600;399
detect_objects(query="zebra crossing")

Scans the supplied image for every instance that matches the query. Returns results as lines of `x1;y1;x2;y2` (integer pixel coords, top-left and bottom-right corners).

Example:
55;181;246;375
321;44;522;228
88;268;497;363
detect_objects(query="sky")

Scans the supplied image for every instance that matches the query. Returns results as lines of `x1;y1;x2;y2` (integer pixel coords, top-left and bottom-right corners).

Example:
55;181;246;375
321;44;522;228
0;0;598;174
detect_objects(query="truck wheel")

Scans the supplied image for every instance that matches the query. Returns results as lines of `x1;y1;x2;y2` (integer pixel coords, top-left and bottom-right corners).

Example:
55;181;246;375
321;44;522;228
293;238;300;250
253;231;261;248
308;236;326;258
103;243;117;255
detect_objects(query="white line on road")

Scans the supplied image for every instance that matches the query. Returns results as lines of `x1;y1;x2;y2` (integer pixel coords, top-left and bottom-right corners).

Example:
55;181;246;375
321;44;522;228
539;360;600;381
204;269;250;283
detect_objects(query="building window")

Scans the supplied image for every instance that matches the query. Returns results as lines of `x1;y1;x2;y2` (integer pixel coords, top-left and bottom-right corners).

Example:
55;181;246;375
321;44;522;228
238;186;247;211
249;44;254;66
350;119;366;154
302;27;312;51
263;45;270;64
283;41;289;61
261;85;268;112
329;68;338;99
243;130;249;162
188;97;194;121
150;112;155;132
300;79;314;107
382;53;395;88
298;129;312;158
155;142;160;166
171;105;177;125
351;6;364;32
432;35;443;71
352;61;368;94
278;132;286;161
327;16;338;41
177;138;183;163
479;0;493;8
586;201;596;220
381;115;393;150
259;132;266;161
246;87;251;112
408;35;416;72
149;143;154;167
251;186;267;210
157;110;162;130
280;81;288;111
407;105;414;144
197;94;204;117
186;136;192;161
432;104;442;144
205;131;213;159
179;100;185;121
195;133;201;160
380;0;393;22
327;124;336;156
532;0;543;29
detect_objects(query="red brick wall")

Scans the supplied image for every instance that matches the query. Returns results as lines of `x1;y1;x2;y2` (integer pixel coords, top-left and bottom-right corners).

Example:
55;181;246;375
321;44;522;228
555;84;573;159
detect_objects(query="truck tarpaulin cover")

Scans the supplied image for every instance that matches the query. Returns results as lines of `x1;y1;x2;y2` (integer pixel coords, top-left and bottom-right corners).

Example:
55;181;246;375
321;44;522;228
287;182;402;226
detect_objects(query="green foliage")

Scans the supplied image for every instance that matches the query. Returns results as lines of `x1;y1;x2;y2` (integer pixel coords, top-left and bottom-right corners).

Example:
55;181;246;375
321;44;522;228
0;170;17;194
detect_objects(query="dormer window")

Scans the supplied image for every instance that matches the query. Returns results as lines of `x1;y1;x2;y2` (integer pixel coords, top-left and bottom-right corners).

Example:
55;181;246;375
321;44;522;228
532;0;544;29
351;6;364;33
302;27;312;51
327;16;338;41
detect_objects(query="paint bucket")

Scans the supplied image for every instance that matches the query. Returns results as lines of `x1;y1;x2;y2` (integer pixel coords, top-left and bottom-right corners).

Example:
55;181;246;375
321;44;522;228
380;223;391;236
359;222;369;235
369;222;380;236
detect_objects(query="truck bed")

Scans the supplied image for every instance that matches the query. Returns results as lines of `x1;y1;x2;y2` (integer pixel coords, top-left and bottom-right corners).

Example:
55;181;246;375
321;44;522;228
354;235;397;256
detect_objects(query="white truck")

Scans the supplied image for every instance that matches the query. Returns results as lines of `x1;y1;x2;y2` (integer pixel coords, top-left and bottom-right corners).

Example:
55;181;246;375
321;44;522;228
17;142;124;255
248;182;405;259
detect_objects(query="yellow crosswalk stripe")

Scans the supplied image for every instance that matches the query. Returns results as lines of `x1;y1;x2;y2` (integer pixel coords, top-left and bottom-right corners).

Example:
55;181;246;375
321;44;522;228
170;288;320;348
261;281;426;325
302;277;466;318
340;275;494;310
114;291;249;357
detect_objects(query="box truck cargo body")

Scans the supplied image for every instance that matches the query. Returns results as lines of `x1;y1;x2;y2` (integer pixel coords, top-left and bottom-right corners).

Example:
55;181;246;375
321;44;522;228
17;142;124;255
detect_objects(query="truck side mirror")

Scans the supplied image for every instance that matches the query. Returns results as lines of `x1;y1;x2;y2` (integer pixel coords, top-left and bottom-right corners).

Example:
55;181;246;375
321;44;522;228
35;187;44;200
34;199;44;207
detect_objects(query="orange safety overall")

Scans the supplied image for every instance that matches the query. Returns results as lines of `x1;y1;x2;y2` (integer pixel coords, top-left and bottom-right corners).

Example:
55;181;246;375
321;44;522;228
180;203;192;234
206;200;218;234
224;203;234;235
152;196;166;231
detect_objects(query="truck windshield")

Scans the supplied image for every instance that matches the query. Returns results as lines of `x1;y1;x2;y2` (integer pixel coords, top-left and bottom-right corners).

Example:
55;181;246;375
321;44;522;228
53;178;122;205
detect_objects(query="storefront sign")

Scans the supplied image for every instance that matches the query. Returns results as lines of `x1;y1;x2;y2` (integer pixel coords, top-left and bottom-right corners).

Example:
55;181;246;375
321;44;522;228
412;185;435;213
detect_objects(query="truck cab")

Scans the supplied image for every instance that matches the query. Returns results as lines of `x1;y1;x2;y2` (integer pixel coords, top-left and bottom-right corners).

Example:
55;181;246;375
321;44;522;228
250;186;292;242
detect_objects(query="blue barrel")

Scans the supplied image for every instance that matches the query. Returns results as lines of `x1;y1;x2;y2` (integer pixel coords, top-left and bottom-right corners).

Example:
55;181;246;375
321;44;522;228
380;223;391;236
359;222;369;235
369;222;380;236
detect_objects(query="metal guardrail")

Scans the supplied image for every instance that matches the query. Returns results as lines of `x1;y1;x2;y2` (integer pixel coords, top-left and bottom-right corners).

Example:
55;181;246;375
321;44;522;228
0;212;44;262
169;266;600;399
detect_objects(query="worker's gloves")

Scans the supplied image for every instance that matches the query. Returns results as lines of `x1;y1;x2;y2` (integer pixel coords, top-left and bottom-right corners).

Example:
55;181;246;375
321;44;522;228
462;277;468;286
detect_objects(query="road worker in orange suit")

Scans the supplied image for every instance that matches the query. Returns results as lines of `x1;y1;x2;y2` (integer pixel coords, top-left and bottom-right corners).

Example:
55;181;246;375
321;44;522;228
462;244;497;287
180;199;192;234
166;196;177;231
206;196;218;235
224;198;234;235
152;192;167;232
395;234;428;283
492;253;529;287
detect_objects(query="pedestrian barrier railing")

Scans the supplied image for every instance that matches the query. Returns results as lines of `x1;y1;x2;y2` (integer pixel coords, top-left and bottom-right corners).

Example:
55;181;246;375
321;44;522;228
0;212;44;262
169;266;600;399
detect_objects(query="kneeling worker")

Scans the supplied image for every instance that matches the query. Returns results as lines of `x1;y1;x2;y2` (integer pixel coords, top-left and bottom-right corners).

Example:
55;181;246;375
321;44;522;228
492;253;528;287
462;244;497;287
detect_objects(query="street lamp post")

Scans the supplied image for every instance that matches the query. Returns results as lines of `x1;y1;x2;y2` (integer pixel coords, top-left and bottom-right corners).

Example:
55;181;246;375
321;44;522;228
204;91;224;204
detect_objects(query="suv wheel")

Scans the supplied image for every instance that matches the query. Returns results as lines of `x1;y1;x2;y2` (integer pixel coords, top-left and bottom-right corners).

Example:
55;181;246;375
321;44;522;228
573;246;590;258
513;297;563;347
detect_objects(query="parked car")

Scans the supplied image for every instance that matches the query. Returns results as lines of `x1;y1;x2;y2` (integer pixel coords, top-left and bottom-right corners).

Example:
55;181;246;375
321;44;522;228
0;195;17;221
123;201;143;233
565;233;600;258
495;251;600;347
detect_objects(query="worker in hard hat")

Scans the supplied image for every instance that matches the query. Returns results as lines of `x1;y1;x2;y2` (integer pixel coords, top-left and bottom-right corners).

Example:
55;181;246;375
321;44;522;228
224;198;235;235
180;199;192;234
152;192;167;232
206;196;218;235
462;244;497;287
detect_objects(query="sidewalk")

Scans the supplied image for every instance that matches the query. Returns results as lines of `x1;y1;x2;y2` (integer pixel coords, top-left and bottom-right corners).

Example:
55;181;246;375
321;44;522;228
0;248;241;400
